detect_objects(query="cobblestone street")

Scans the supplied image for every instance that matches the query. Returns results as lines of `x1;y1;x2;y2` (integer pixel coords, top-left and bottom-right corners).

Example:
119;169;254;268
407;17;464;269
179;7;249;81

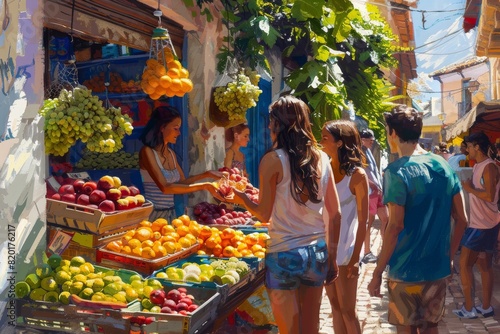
319;219;500;334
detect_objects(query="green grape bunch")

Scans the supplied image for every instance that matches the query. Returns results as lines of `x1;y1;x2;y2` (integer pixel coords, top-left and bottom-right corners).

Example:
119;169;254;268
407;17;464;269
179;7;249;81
213;70;262;122
38;87;134;156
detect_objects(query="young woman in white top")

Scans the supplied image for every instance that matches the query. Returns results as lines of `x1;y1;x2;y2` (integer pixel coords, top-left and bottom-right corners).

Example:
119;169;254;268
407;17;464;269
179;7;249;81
227;95;341;334
320;120;369;334
139;106;221;221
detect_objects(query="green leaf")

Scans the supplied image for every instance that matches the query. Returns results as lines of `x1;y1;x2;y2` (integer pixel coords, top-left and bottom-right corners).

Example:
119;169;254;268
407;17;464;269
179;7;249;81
283;45;295;58
254;16;281;47
315;45;345;62
291;0;324;21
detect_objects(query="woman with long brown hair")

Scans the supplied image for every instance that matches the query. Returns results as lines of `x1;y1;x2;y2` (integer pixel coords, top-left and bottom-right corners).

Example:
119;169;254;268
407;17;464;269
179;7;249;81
320;120;369;334
227;95;341;334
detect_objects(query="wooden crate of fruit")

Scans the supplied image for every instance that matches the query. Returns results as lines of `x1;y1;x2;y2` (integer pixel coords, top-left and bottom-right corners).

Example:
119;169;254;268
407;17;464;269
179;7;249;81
150;254;260;304
46;198;153;235
96;243;199;276
122;281;221;334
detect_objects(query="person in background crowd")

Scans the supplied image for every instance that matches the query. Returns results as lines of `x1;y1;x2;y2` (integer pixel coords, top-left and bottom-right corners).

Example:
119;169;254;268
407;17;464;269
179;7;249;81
433;145;440;154
438;141;453;161
368;105;468;333
321;120;369;334
448;141;468;171
359;129;388;264
139;106;222;221
453;132;500;319
495;141;500;167
226;95;342;334
224;123;250;175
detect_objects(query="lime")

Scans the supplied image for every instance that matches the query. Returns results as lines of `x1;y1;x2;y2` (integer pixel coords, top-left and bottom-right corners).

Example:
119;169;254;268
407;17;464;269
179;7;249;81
155;272;168;278
141;298;154;309
15;281;31;298
43;291;59;302
69;281;84;295
103;282;121;296
54;271;71;285
59;291;71;304
91;292;106;302
91;278;105;292
142;285;154;298
149;305;161;313
129;274;142;282
72;274;87;284
48;254;62;270
35;264;52;279
146;279;162;289
79;287;94;300
25;274;40;290
40;277;58;291
61;281;72;292
70;256;86;267
125;287;138;303
29;288;47;301
113;291;127;303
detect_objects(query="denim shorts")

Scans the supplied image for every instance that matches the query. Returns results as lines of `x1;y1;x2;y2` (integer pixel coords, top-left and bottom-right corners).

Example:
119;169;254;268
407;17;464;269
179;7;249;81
265;239;328;290
461;223;500;253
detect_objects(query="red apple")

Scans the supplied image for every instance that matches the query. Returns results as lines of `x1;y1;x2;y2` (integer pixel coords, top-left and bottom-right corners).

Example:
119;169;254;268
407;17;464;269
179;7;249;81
98;200;115;212
187;304;198;312
76;194;90;206
61;193;76;203
51;193;61;200
112;176;122;188
128;186;140;196
149;289;166;306
73;179;85;193
162;299;177;311
58;184;75;195
106;188;122;201
89;189;106;205
82;181;97;195
88;204;98;209
118;185;131;198
116;198;129;210
160;306;172;314
166;289;181;303
176;302;188;311
179;297;192;306
97;175;115;191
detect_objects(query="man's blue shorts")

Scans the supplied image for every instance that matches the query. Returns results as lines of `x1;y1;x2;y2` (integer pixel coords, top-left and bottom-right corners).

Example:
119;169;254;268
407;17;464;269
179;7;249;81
460;223;500;253
265;239;328;290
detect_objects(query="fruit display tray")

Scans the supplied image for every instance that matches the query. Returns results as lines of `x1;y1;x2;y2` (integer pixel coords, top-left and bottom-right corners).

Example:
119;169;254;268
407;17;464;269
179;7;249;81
151;254;260;304
46;198;153;235
15;265;142;334
121;281;221;334
96;243;199;276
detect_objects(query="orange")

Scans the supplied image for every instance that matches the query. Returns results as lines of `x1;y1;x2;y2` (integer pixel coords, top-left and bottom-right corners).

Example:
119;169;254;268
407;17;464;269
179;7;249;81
184;234;197;245
138;220;152;228
180;78;193;93
189;225;200;237
244;233;259;246
132;246;143;257
222;246;236;258
254;251;265;258
151;219;168;232
121;245;132;255
149;93;161;100
161;224;176;234
221;228;236;240
147;77;160;88
168;232;180;241
178;214;191;226
220;239;231;249
178;237;192;248
135;228;152;242
171;218;184;228
167;60;182;70
159;75;172;89
162;241;176;254
258;233;270;247
125;230;136;238
143;83;156;95
205;236;219;249
161;235;177;243
251;244;263;253
106;241;122;253
167;68;180;79
170;78;182;92
141;240;154;248
154;85;166;96
179;68;189;79
212;244;223;257
174;242;182;252
142;247;156;259
128;238;141;249
156;65;167;76
152;231;162;241
233;250;242;258
241;249;253;257
164;88;176;97
197;250;207;255
197;237;204;246
146;59;160;68
236;242;248;251
153;244;167;257
199;226;213;240
176;225;190;237
121;235;132;246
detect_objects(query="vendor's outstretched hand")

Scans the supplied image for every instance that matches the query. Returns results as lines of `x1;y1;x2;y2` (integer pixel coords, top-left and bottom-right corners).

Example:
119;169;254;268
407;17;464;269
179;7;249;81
205;182;225;201
224;188;246;206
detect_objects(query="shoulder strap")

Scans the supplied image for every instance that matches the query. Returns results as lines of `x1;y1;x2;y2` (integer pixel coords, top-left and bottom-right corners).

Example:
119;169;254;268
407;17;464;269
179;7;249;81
152;150;163;169
168;149;177;168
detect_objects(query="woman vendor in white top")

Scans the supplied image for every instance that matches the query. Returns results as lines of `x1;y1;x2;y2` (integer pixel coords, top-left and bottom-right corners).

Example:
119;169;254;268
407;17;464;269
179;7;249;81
320;120;369;334
225;95;342;334
139;106;221;221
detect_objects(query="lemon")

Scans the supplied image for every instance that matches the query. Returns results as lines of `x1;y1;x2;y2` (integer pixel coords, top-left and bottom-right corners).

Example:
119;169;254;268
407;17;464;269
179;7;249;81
141;298;154;310
43;291;59;302
59;291;71;305
15;281;31;298
35;264;52;279
25;274;40;290
69;281;84;295
125;287;139;303
40;277;58;291
29;288;47;301
70;256;86;267
54;271;71;285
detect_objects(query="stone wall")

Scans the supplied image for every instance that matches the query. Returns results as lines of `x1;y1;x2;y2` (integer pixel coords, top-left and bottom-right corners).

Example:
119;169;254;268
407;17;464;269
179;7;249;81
0;0;46;331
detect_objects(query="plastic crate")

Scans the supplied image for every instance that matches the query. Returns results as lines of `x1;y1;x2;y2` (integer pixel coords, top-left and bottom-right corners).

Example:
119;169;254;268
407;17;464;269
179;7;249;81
96;243;199;276
46;198;153;235
122;281;221;334
151;254;259;304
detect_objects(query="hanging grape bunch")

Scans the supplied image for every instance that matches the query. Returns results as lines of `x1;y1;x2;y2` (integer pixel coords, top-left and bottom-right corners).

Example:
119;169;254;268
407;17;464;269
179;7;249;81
39;86;134;156
213;69;262;122
141;47;193;100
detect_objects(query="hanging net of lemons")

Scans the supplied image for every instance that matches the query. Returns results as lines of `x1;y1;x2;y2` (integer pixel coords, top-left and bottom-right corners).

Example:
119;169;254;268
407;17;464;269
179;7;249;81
141;28;193;100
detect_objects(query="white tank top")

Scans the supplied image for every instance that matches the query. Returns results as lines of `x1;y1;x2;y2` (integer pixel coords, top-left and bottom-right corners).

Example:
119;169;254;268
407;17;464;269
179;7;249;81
267;149;331;253
335;171;364;265
469;158;500;229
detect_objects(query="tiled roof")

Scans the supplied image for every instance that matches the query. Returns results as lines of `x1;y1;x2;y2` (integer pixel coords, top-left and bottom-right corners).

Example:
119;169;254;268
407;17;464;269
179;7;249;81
429;56;488;77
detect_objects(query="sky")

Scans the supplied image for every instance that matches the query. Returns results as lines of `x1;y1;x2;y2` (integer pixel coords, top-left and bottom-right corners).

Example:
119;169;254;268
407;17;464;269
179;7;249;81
411;0;477;102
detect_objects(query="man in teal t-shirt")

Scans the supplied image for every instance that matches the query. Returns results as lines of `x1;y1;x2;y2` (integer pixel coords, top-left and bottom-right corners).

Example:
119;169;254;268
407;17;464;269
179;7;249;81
367;105;468;333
